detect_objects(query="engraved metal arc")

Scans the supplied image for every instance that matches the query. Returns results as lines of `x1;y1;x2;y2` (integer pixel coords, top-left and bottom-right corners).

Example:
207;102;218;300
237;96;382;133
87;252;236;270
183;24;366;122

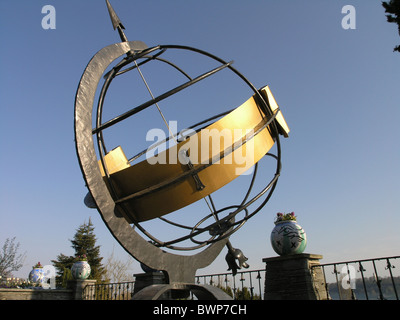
74;41;228;283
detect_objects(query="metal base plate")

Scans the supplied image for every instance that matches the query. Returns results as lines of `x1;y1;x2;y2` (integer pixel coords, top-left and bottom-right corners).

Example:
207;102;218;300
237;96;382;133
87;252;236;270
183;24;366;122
132;283;233;300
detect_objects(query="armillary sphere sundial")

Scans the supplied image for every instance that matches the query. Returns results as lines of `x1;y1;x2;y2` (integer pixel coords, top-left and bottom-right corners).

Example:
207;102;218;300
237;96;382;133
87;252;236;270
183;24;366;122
74;0;290;300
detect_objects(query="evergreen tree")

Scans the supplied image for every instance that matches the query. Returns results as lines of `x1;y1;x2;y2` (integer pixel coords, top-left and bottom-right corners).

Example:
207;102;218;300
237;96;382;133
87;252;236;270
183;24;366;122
70;218;106;281
52;253;75;287
382;0;400;52
61;267;73;288
52;218;106;287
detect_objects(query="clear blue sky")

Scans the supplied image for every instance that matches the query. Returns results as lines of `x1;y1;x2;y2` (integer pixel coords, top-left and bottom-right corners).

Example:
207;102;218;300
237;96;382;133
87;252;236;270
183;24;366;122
1;1;399;279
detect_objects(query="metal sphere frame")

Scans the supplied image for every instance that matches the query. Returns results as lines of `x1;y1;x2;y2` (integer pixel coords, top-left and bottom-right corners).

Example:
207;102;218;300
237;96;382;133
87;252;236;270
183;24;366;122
74;40;283;284
93;43;283;252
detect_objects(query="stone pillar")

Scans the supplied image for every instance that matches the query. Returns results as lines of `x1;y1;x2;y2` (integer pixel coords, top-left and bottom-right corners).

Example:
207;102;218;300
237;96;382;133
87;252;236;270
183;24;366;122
67;279;97;300
133;272;170;299
263;253;329;300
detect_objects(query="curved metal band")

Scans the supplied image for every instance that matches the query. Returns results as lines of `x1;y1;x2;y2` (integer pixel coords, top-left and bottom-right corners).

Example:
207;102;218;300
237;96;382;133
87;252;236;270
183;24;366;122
106;86;285;222
74;41;228;283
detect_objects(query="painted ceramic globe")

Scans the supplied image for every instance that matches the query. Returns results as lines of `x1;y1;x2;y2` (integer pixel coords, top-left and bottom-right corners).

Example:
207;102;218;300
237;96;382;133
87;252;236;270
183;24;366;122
29;265;44;284
270;216;307;256
71;260;91;280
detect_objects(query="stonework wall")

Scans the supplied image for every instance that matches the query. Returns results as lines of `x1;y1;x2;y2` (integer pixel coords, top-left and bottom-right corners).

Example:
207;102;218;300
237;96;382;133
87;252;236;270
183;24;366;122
0;288;73;300
0;279;96;300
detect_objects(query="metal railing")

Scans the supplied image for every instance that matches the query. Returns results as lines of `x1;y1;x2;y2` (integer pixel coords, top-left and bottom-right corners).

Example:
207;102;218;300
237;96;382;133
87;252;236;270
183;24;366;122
83;255;399;300
195;269;265;300
84;281;136;300
315;255;399;300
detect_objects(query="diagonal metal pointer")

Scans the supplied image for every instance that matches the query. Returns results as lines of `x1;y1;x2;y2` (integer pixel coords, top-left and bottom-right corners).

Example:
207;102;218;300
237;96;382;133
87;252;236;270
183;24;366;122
105;0;248;275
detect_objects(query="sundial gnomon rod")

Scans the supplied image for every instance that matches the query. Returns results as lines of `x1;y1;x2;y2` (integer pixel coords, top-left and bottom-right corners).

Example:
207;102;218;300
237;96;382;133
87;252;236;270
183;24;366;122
105;0;249;272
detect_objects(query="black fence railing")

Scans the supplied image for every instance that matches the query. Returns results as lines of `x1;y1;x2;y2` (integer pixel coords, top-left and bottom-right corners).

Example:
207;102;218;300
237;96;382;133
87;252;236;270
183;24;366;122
315;255;399;300
84;281;136;300
83;255;399;300
195;269;265;300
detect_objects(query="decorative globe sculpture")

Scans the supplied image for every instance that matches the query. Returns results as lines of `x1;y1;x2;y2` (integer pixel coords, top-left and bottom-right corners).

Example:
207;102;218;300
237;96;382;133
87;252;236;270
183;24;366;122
71;261;91;280
270;213;307;256
28;263;44;285
74;0;290;300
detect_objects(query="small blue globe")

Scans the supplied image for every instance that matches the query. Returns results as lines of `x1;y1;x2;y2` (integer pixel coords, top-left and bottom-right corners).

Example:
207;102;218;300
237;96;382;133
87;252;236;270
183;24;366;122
29;267;44;284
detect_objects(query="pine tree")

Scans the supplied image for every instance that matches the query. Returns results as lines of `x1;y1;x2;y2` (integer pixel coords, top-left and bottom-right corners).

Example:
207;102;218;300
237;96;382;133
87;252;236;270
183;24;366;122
52;218;106;287
70;218;106;281
52;253;75;287
382;0;400;52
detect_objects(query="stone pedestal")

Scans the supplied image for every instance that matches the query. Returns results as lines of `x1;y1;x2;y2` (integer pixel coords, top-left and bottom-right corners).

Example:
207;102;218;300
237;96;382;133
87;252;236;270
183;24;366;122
133;272;170;299
263;253;329;300
67;279;97;300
